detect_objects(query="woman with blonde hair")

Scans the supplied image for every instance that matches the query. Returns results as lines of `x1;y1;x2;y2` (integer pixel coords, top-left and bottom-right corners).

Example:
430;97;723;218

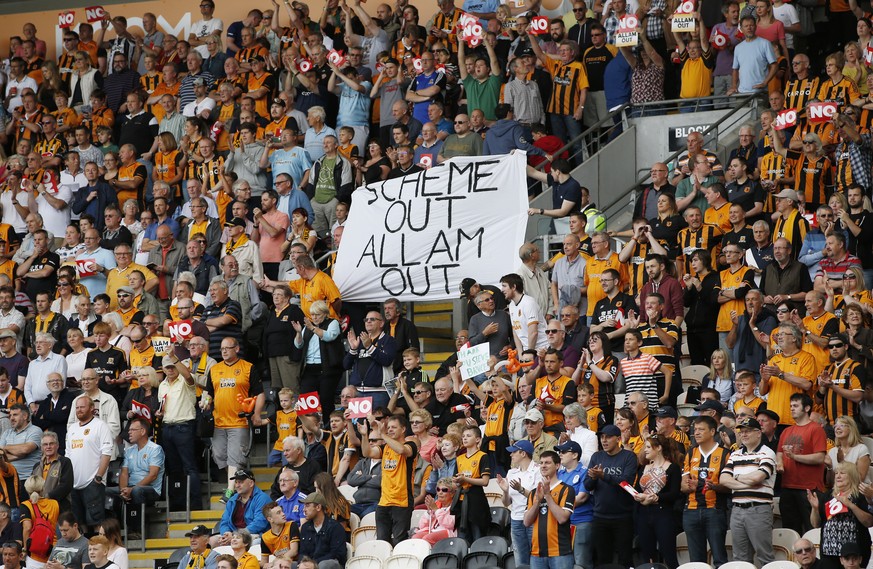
409;409;438;464
21;474;60;569
809;461;873;569
120;200;143;237
412;477;458;545
826;266;873;319
827;416;871;483
701;349;734;404
38;61;65;112
69;50;102;110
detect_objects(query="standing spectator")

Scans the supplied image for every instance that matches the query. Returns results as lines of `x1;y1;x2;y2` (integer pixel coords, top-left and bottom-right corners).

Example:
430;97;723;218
672;13;714;110
523;451;575;569
726;290;778;376
157;355;202;511
382;298;418;374
551;235;586;316
199;281;243;360
500;273;548;351
583;232;627;323
585;424;637;567
344;310;397;410
719;417;777;565
102;53;140;114
32;378;77;457
839;185;873;286
777;393;827;536
808;464;872;569
468;290;513;358
517;243;552;318
367;414;417;545
206;338;264;503
189;0;224;58
681;415;731;568
65;397;112;533
634;163;674;222
728;16;778;96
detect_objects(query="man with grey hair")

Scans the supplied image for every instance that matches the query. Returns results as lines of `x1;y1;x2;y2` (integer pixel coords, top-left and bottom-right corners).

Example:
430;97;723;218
301;134;353;235
179;50;215;109
517;242;551;317
760;323;816;426
275;467;306;524
0;403;42;479
551;234;586;316
303;106;337;162
726;289;777;378
383;297;418;373
468;290;513;359
215;256;263;333
273;436;320;496
199;280;243;359
24;332;67;408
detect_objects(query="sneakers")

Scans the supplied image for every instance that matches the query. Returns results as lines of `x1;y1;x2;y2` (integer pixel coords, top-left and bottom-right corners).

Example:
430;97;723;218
220;489;235;504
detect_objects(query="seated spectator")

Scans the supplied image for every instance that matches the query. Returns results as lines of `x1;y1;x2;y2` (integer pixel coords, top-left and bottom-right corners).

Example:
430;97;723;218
83;536;118;569
297;493;347;569
212;469;270;548
411;478;458;545
177;526;218;569
228;530;258;569
46;512;89;569
259;502;299;564
0;404;42;480
106;417;164;529
31;431;73;515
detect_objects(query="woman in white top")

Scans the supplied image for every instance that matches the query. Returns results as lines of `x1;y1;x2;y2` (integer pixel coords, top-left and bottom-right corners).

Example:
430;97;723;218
701;348;734;404
97;518;129;569
120;199;143;237
51;273;81;319
65;328;89;383
827;415;872;484
55;224;85;264
102;312;132;357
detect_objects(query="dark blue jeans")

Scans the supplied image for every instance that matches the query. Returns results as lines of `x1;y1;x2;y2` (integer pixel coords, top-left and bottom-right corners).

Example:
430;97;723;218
683;508;728;566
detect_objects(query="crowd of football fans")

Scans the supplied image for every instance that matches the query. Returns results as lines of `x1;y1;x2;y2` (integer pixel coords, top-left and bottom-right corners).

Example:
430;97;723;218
0;0;870;568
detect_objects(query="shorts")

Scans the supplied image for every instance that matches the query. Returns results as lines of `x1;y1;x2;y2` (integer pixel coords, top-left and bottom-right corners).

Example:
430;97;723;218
583;91;608;125
212;427;251;469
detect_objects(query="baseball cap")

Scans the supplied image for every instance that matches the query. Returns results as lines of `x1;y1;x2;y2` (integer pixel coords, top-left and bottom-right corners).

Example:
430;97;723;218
184;525;212;537
192;77;206;86
117;286;135;295
736;418;762;430
0;330;16;340
303;492;328;506
694;400;725;414
505;440;534;456
655;406;678;419
523;409;544;423
161;355;176;368
271;98;286;108
251;54;266;63
598;424;621;437
519;48;535;58
224;216;247;228
841;543;863;558
459;277;477;297
230;468;255;481
774;189;799;201
555;441;582;457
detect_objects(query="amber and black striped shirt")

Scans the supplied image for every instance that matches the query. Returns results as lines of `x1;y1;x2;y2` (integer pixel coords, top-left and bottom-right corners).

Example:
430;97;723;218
786;150;833;210
543;58;589;116
528;481;575;557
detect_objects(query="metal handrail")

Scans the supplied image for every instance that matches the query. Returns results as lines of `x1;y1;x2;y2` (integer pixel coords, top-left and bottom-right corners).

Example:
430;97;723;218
598;93;761;220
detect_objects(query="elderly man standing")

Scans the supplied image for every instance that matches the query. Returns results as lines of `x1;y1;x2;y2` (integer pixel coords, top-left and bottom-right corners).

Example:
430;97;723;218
719;417;777;566
0;404;42;479
517;243;552;318
24;333;67;410
383;298;418;374
157;355;202;511
468;290;513;359
148;225;186;319
552;234;587;317
264;256;342;320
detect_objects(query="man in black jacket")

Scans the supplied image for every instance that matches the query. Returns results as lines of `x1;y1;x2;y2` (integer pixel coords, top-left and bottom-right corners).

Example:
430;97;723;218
31;429;74;513
298;493;347;568
383;298;419;374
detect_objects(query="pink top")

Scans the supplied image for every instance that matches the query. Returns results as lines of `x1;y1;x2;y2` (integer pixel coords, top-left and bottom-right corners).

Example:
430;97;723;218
755;19;786;44
258;209;290;262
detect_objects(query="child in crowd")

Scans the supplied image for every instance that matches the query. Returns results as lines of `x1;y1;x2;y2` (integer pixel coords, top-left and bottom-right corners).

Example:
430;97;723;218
577;382;607;432
269;388;299;467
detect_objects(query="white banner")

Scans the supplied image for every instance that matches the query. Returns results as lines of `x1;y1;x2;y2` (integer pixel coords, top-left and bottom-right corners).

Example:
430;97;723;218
458;343;491;380
333;153;529;302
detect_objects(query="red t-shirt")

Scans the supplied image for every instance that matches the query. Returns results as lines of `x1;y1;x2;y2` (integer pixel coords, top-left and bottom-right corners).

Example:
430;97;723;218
777;421;827;491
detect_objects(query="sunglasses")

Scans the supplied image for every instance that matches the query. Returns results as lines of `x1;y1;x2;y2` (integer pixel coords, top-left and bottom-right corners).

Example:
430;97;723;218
545;329;561;334
829;343;845;349
795;547;814;554
776;308;790;313
436;487;451;492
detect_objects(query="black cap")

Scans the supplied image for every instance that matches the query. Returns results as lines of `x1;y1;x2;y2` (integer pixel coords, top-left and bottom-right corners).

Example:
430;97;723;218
224;216;247;228
271;97;286;108
184;525;212;537
694;400;725;415
459;277;477;298
519;48;535;58
251;54;266;63
655;406;678;419
230;468;255;481
830;332;849;346
841;543;863;558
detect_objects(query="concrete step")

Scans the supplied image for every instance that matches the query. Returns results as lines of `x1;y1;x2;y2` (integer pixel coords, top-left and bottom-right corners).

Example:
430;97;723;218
168;522;202;539
422;351;451;363
144;538;190;549
191;509;223;521
414;313;452;325
130;550;176;569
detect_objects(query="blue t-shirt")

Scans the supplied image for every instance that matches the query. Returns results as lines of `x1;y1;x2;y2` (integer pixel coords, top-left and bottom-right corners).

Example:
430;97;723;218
604;53;633;110
558;464;593;524
732;36;776;93
414;140;444;168
337;81;373;128
412;71;447;124
269;146;314;189
76;247;117;296
462;0;499;25
123;440;165;493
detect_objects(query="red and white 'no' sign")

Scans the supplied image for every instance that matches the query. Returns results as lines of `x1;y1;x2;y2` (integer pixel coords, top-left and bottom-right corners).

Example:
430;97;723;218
295;392;321;415
346;397;373;419
131;400;152;421
168;320;194;343
58;11;75;28
85;6;106;23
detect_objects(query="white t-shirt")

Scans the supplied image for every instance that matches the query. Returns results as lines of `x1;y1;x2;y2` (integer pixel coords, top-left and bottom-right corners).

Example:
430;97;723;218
773;3;800;49
60;171;87;221
182;97;216;118
509;294;549;350
191;18;224;57
66;417;114;489
36;185;73;237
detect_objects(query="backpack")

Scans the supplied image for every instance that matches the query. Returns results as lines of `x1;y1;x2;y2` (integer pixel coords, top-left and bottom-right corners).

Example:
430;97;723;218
27;502;54;560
